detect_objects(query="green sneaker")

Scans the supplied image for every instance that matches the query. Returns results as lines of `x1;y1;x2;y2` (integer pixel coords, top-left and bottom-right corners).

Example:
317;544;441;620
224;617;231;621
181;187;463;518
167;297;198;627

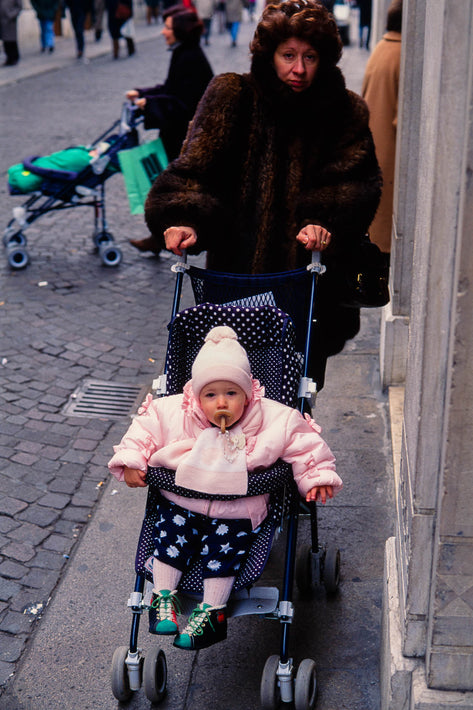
148;589;181;635
173;603;227;650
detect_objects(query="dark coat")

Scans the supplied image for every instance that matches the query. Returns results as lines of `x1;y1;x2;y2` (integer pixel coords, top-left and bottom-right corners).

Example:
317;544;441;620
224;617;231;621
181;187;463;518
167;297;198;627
31;0;60;21
0;0;22;42
106;0;132;40
145;63;381;386
136;42;213;161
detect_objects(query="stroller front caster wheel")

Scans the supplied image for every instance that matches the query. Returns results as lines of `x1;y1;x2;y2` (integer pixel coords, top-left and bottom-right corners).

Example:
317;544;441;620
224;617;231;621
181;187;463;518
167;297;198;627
322;545;341;595
93;230;113;248
7;244;30;270
143;647;167;704
111;645;134;703
294;658;318;710
99;242;122;267
3;230;27;247
260;654;281;710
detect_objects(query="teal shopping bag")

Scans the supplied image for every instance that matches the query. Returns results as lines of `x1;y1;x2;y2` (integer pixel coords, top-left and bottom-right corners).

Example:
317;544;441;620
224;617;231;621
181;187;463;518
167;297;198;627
118;138;169;215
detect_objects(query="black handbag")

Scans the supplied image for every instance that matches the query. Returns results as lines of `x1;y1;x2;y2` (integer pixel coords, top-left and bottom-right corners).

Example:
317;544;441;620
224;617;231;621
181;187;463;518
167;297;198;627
339;234;390;309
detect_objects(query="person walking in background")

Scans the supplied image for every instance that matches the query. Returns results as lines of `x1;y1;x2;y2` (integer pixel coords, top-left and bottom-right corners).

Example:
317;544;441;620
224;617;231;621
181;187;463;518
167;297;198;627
31;0;60;52
362;0;402;260
142;0;381;391
0;0;22;65
224;0;243;46
357;0;371;50
144;0;159;25
65;0;88;60
93;0;105;40
105;0;134;58
194;0;214;45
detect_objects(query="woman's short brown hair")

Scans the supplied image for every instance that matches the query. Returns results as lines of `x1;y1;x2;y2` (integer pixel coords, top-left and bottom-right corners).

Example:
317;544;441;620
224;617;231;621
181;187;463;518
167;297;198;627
163;6;204;44
250;0;342;67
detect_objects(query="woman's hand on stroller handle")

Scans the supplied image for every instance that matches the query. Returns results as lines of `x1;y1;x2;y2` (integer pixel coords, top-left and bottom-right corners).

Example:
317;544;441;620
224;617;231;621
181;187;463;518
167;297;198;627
306;484;334;504
296;224;331;252
164;226;198;256
124;467;148;488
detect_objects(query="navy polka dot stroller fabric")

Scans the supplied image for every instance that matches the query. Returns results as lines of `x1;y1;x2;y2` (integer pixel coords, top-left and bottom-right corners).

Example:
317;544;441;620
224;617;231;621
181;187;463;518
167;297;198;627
134;302;305;595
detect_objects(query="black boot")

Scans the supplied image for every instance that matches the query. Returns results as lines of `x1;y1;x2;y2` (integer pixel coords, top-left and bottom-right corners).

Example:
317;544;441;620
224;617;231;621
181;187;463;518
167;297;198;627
126;37;135;56
3;41;19;65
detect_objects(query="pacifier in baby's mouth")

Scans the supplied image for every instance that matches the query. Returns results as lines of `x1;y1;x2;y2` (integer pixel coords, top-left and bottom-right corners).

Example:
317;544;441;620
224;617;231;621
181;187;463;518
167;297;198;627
215;410;232;433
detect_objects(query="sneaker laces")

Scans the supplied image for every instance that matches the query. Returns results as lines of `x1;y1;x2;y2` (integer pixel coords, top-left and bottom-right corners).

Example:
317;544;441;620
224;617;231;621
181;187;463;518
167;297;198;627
182;605;214;638
151;590;181;621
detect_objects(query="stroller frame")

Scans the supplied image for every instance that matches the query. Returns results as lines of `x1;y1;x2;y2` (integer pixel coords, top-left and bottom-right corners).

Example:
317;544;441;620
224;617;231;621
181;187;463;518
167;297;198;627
3;103;142;270
111;254;341;709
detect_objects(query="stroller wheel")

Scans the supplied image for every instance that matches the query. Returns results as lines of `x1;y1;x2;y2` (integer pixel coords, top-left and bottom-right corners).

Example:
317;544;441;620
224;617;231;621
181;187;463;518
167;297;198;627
260;654;281;710
111;645;133;703
296;543;320;595
143;647;167;704
99;242;122;267
294;658;318;710
322;545;341;595
3;231;27;248
7;244;29;270
92;230;113;248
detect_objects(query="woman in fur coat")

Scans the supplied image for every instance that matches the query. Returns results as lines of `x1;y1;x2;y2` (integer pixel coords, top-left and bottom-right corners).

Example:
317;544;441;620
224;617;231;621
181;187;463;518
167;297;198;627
143;0;382;389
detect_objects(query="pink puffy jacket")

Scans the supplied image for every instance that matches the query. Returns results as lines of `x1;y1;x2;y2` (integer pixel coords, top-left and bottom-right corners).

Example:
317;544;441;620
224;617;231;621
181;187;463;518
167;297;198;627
108;380;342;529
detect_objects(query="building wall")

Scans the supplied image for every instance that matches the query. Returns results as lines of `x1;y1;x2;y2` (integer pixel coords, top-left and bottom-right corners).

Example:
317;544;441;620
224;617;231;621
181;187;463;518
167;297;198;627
381;0;473;704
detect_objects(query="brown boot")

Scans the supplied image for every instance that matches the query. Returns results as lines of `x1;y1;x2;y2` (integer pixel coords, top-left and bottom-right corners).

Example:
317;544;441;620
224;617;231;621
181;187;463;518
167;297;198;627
113;39;119;59
129;236;161;255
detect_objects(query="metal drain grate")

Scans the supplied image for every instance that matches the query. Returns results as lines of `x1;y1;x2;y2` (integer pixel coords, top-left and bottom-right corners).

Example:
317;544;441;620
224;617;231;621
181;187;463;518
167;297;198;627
63;380;148;420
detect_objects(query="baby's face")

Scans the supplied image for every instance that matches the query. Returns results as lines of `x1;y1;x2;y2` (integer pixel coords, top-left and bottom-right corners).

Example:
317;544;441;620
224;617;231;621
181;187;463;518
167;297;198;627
199;380;248;430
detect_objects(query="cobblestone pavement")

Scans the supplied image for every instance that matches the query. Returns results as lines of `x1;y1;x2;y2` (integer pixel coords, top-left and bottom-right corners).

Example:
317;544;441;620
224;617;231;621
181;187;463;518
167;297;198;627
0;6;382;704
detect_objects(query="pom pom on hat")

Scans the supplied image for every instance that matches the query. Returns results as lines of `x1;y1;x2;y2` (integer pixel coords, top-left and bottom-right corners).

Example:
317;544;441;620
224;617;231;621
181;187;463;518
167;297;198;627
191;326;253;398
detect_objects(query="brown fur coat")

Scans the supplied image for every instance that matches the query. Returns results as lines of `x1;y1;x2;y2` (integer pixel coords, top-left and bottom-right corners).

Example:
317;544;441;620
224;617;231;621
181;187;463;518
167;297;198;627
145;63;382;386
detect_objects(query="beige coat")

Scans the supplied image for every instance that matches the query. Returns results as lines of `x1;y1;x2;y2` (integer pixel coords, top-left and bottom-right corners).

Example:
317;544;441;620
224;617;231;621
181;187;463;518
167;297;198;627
362;31;402;253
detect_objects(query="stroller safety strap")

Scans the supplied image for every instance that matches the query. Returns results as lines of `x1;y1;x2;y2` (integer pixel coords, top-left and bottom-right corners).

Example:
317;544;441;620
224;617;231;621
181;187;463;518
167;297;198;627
146;460;294;500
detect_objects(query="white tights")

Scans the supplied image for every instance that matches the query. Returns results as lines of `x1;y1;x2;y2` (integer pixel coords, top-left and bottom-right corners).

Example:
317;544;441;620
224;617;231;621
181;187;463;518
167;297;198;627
152;559;234;607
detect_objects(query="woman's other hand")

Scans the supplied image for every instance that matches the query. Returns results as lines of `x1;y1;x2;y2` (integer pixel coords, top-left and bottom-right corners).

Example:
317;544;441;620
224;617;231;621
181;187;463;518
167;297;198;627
296;224;331;251
126;89;139;100
164;226;198;255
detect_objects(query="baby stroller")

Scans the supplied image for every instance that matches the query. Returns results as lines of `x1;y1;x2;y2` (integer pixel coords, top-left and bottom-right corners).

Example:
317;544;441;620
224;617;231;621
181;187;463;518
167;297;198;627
3;103;154;270
110;254;341;709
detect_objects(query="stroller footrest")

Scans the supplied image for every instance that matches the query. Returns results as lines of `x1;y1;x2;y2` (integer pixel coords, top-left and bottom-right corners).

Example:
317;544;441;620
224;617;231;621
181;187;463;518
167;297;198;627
227;586;279;618
173;586;279;619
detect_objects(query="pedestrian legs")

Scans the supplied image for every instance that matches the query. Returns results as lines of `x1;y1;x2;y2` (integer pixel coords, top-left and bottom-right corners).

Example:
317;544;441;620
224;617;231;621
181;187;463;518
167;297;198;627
228;21;239;47
3;40;20;65
39;19;55;51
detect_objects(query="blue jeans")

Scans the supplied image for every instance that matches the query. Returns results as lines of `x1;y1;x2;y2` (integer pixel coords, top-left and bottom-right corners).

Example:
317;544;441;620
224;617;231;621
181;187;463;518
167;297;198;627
39;19;55;49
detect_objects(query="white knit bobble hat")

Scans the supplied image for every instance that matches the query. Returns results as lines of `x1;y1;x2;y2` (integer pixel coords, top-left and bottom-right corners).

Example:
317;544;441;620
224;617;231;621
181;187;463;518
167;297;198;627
191;325;253;398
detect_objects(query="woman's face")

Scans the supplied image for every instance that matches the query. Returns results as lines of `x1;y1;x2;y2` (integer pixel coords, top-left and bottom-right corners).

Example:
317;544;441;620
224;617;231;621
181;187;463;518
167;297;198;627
273;38;319;92
161;16;176;45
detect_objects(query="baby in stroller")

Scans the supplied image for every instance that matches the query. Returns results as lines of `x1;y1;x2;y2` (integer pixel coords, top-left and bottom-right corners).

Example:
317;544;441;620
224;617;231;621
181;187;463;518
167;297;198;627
108;325;342;651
